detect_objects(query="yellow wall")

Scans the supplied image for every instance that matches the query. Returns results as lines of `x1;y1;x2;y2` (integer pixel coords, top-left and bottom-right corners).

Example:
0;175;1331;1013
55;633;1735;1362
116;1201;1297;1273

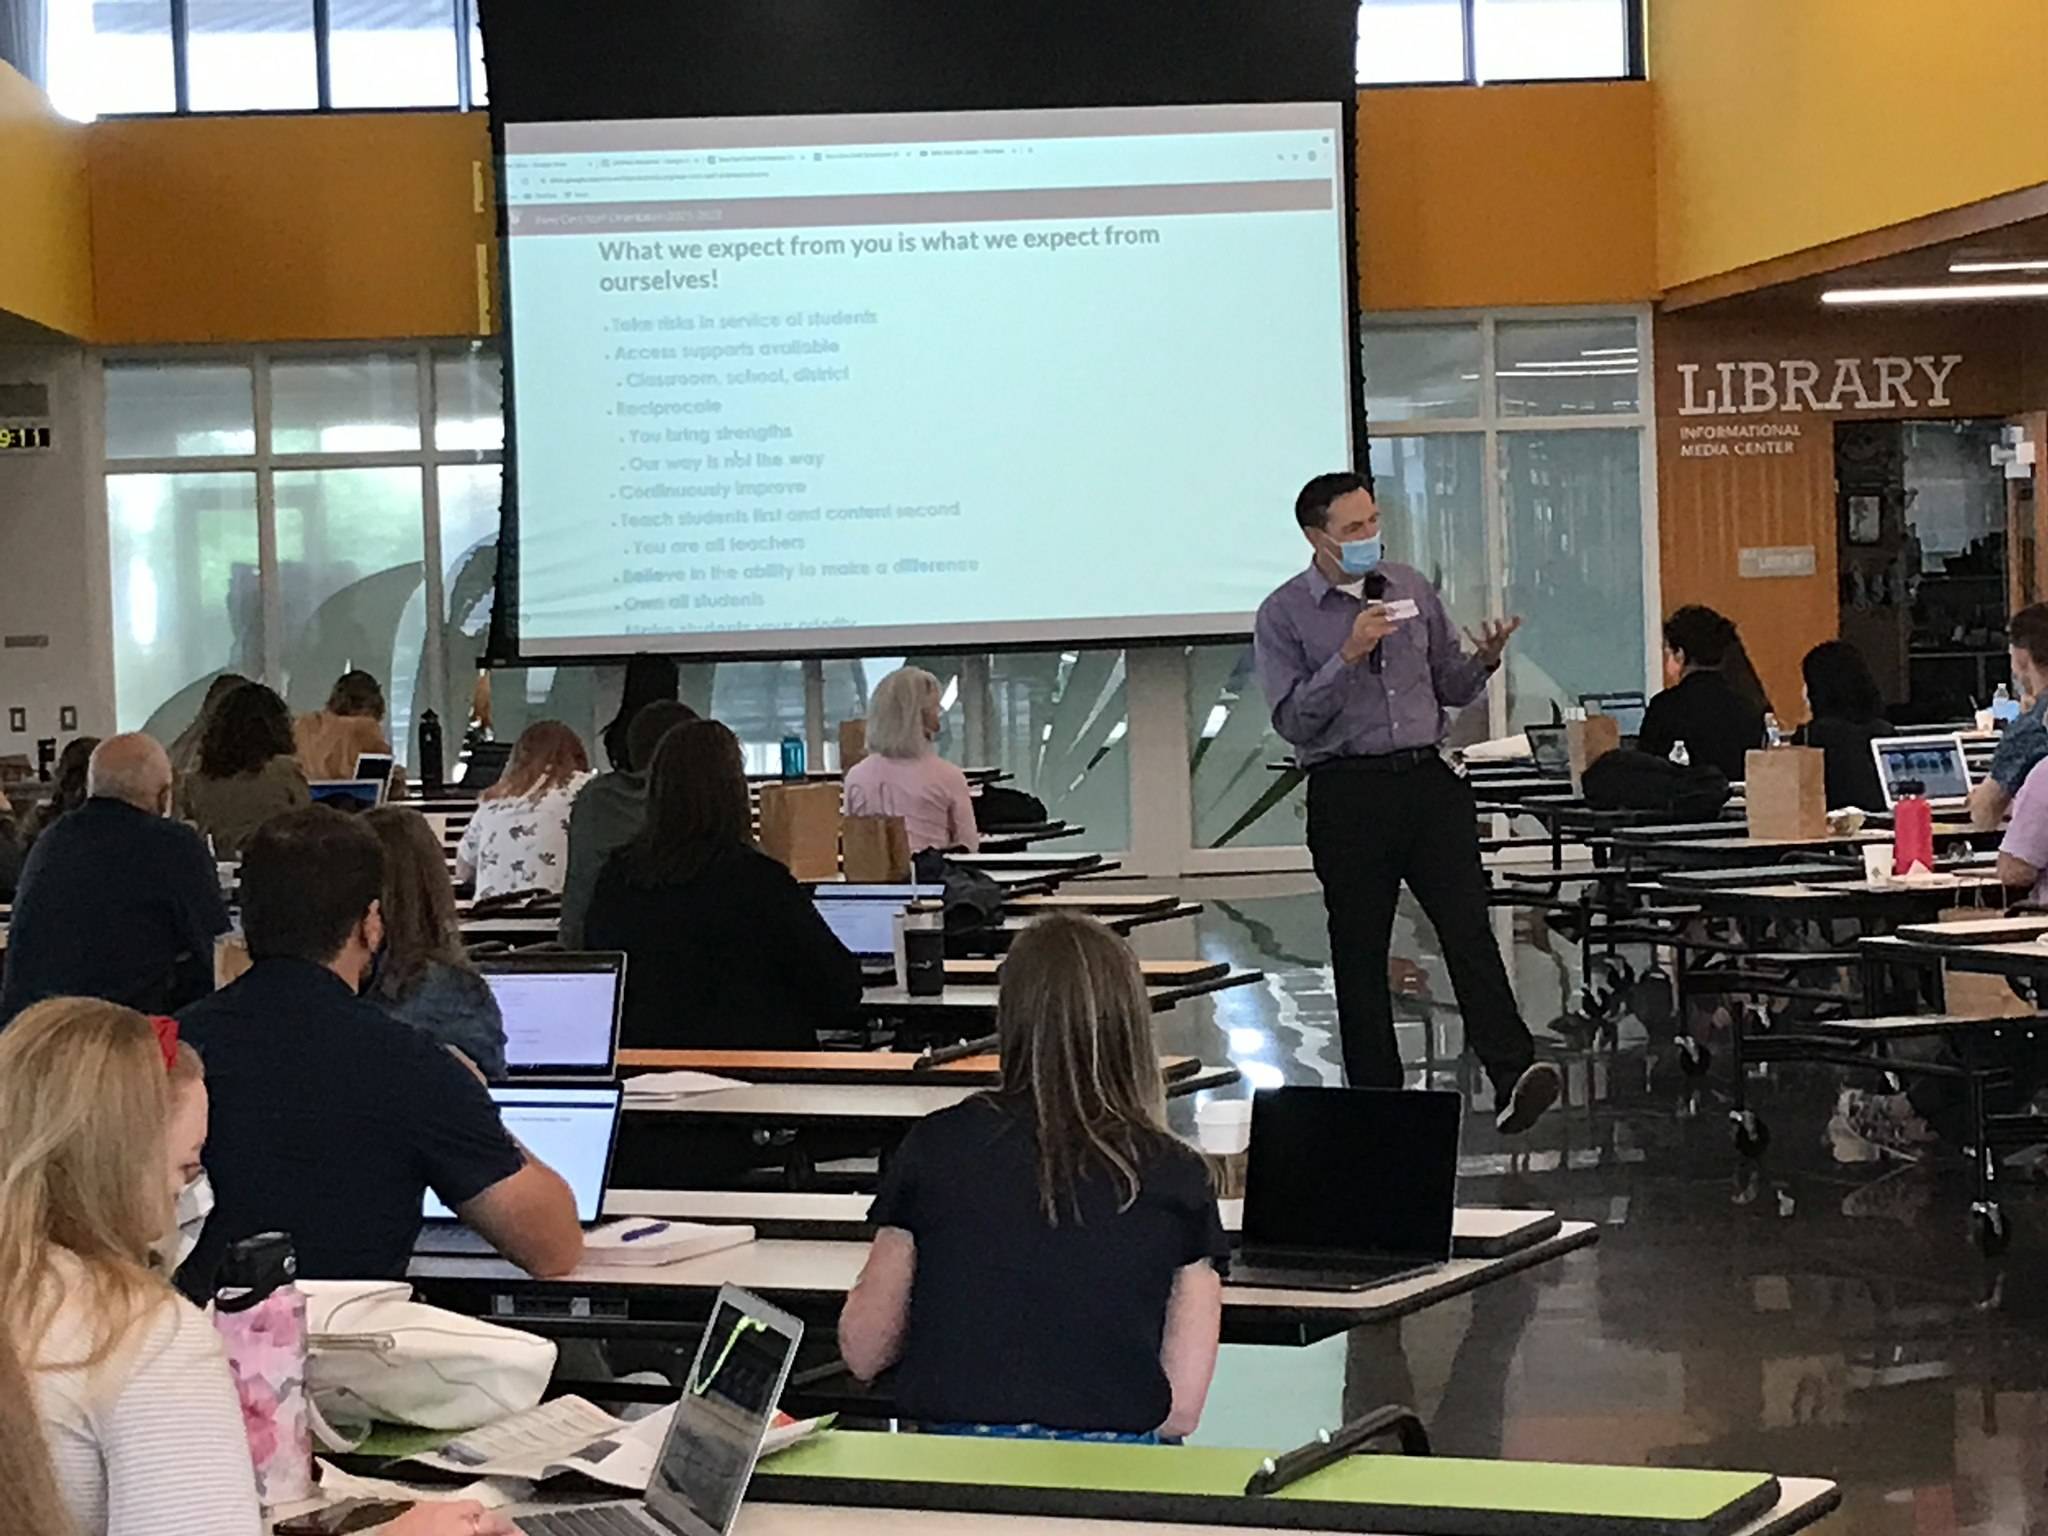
1653;0;2048;290
0;62;92;337
1359;83;1657;310
89;112;493;344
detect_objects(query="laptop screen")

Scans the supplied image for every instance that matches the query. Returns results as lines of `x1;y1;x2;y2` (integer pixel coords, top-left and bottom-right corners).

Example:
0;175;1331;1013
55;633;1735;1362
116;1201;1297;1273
1525;725;1569;775
647;1288;804;1536
423;1085;621;1223
1580;692;1647;738
814;895;904;958
354;753;395;784
308;779;384;814
1242;1086;1460;1262
483;959;623;1075
1872;736;1971;805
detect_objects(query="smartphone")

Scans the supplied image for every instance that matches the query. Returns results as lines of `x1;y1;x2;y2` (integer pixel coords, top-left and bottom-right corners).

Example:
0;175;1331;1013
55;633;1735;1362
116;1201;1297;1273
275;1498;416;1535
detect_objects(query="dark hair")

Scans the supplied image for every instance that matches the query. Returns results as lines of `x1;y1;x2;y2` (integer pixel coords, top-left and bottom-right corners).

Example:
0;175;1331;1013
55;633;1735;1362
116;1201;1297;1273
622;719;752;886
1293;471;1371;531
624;699;700;774
49;737;100;815
198;682;295;778
1802;640;1884;722
326;670;386;721
363;807;467;999
240;806;384;965
602;654;682;769
2012;604;2048;668
1662;605;1739;668
1721;638;1774;718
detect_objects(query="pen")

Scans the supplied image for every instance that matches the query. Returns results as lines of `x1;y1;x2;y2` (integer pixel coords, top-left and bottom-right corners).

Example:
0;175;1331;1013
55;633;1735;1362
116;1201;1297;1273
619;1222;671;1243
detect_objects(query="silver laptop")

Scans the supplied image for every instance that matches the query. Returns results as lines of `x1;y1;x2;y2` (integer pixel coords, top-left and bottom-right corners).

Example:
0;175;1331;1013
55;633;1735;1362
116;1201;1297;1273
481;952;626;1078
517;1286;804;1536
1231;1086;1460;1292
307;777;387;813
1870;733;1973;810
415;1084;622;1254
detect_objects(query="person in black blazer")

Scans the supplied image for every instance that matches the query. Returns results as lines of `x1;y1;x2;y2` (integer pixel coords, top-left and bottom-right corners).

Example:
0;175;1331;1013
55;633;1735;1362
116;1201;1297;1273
584;718;862;1050
1792;640;1892;811
1637;605;1769;782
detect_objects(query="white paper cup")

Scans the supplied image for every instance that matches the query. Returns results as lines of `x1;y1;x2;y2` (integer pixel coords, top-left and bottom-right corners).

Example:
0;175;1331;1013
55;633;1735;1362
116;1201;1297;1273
1862;842;1894;884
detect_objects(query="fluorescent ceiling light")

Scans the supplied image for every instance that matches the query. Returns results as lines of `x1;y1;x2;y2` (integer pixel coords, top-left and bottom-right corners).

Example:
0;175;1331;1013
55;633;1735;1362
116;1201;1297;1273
1495;368;1637;379
1949;259;2048;274
1579;346;1640;356
1510;357;1638;369
1823;282;2048;304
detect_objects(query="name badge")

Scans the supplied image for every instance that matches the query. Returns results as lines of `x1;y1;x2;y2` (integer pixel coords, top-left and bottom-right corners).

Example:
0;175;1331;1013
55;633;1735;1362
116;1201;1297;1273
1378;598;1421;621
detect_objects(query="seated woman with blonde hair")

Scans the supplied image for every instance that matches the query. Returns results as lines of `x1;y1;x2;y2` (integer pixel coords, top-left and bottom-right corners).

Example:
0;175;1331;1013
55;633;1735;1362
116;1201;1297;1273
839;912;1225;1440
455;720;593;902
843;666;980;854
0;997;512;1536
294;669;395;783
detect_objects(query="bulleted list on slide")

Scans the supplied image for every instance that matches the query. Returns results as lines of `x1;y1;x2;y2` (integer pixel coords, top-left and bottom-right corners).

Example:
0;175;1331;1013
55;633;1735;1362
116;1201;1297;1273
503;108;1352;650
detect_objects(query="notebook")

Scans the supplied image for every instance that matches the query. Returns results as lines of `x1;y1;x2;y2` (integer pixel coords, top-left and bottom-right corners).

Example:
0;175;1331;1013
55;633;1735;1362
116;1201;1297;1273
516;1286;803;1536
480;952;625;1078
1870;733;1973;810
1231;1086;1460;1293
416;1084;623;1251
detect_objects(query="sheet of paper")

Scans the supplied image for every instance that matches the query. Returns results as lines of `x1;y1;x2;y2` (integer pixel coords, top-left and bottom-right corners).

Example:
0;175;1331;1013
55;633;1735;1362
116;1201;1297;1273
404;1396;625;1480
314;1462;513;1510
622;1071;751;1098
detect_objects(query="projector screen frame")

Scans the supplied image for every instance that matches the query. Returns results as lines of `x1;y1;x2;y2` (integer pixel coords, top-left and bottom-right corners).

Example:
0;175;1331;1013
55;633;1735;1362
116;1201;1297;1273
478;0;1367;667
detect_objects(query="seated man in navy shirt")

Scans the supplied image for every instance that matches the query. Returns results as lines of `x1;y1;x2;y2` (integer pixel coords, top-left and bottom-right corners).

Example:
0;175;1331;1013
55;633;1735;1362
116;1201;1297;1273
1;734;229;1023
179;806;583;1290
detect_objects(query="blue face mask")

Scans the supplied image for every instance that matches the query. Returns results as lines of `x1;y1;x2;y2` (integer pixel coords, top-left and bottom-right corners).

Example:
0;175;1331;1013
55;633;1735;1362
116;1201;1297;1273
1336;534;1382;577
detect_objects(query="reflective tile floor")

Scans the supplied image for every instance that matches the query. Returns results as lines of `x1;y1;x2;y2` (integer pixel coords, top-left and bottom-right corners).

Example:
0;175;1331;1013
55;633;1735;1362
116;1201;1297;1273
1145;876;2048;1536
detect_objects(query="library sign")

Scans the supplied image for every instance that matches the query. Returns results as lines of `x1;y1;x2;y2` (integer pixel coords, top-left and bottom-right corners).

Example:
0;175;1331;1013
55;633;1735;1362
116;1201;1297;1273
1670;353;1965;461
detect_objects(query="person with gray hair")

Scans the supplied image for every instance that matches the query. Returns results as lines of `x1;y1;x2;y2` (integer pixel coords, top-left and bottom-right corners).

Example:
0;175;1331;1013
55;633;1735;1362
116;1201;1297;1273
842;666;981;854
0;732;229;1024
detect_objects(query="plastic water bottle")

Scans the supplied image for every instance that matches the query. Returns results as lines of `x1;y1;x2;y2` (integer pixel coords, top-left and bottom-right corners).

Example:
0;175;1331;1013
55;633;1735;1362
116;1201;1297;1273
779;732;807;781
1669;739;1691;767
1764;713;1784;748
213;1232;312;1506
1993;683;2020;725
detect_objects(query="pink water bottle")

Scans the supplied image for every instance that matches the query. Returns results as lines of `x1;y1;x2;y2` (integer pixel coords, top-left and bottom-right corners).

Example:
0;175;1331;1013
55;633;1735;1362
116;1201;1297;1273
1893;792;1935;876
213;1232;313;1506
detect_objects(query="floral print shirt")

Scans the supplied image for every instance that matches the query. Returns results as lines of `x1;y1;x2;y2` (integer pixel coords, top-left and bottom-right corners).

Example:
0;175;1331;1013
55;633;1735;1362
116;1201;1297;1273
455;772;593;901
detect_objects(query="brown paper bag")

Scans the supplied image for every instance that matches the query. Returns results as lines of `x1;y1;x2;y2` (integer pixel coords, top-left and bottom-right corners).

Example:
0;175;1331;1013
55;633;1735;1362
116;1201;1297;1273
841;813;911;883
1940;906;2038;1019
1745;747;1827;841
757;782;843;881
838;719;868;772
1566;715;1621;791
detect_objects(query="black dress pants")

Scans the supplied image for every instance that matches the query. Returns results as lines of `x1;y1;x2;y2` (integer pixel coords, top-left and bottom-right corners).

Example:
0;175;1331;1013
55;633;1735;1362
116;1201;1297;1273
1306;755;1535;1102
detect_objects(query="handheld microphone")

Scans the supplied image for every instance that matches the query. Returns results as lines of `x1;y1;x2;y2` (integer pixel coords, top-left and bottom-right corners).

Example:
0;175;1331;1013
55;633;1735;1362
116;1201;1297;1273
1363;571;1387;674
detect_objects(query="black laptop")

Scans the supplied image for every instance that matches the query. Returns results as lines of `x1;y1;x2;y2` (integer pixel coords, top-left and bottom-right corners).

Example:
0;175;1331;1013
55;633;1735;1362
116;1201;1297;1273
1230;1086;1461;1292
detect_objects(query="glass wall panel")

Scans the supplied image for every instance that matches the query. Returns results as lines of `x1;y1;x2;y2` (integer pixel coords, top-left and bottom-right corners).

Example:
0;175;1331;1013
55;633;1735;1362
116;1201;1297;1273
106;362;255;459
187;0;316;110
1362;324;1482;424
271;356;422;454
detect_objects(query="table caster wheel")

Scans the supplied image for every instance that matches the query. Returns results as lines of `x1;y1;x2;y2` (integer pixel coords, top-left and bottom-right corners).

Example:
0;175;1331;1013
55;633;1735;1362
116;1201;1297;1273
1973;1203;2013;1258
1678;1037;1711;1077
1732;1111;1770;1158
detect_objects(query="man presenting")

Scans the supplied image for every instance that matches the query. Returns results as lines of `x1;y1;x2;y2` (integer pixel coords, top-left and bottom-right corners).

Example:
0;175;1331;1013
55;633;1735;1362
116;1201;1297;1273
1254;472;1560;1133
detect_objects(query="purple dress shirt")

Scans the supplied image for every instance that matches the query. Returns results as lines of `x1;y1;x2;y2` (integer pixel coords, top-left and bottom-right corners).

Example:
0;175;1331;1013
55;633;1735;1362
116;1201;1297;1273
1253;560;1491;767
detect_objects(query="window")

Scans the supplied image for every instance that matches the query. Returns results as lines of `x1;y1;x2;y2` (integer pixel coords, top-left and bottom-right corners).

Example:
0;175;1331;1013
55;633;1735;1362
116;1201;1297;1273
48;0;484;116
102;347;496;767
46;0;177;119
1359;0;1641;86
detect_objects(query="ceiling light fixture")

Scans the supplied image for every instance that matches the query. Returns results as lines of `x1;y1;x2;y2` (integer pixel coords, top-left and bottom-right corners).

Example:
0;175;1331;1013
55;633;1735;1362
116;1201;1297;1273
1823;282;2048;305
1949;259;2048;274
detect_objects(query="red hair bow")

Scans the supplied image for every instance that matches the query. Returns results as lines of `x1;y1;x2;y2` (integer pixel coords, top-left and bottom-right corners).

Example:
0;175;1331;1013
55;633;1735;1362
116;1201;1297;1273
149;1015;180;1072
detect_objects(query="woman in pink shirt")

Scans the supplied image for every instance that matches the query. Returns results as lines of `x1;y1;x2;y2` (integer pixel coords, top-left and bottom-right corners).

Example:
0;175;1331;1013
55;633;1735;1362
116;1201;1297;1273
844;667;981;853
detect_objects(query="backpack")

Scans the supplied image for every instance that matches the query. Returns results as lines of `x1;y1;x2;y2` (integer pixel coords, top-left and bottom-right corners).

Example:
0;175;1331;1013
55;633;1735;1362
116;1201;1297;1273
1581;749;1731;819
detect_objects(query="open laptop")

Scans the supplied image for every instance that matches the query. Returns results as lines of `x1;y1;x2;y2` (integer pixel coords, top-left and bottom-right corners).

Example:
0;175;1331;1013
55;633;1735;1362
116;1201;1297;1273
811;883;938;975
354;751;396;787
480;952;626;1078
1870;733;1973;810
518;1285;804;1536
414;1083;623;1254
308;777;387;814
1580;690;1648;741
1524;723;1570;776
1230;1086;1460;1292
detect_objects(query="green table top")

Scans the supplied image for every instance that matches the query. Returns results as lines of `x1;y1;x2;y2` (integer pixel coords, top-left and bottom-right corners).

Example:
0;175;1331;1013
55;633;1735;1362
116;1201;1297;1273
757;1432;1779;1534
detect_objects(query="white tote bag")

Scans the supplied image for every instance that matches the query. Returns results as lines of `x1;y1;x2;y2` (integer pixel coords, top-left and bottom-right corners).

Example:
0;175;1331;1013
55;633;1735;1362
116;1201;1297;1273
301;1280;557;1445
